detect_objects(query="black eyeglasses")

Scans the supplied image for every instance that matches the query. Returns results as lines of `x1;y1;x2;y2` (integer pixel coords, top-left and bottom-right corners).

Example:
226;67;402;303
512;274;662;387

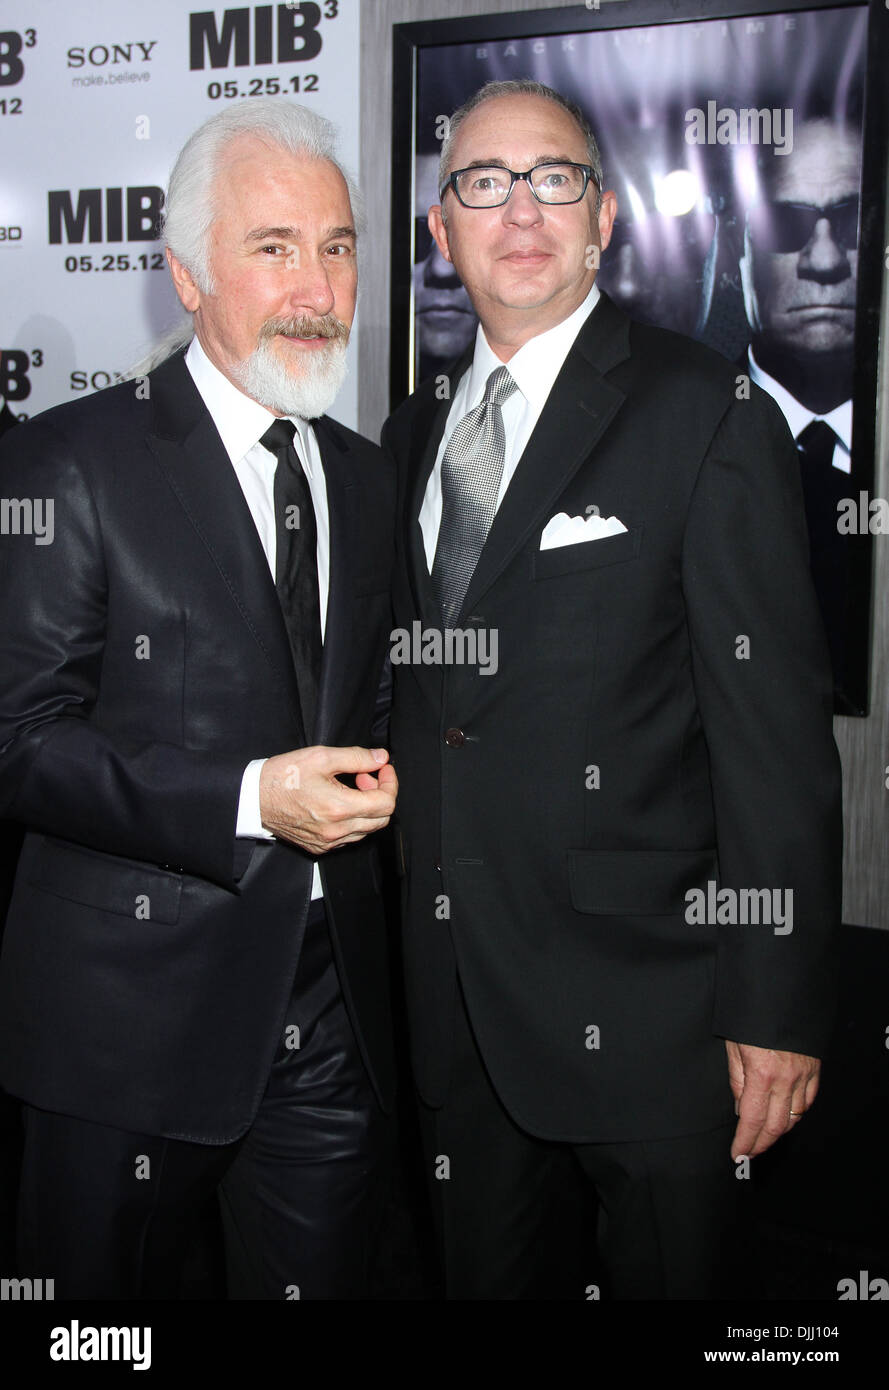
748;197;860;254
441;162;599;209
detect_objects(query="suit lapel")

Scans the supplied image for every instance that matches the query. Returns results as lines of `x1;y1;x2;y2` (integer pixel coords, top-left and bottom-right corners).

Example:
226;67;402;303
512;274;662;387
461;294;631;618
312;416;358;747
145;351;305;736
405;350;473;626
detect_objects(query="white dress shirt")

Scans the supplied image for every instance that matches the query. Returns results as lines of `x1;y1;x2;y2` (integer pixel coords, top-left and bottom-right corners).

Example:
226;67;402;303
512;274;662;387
747;348;852;474
419;284;601;569
185;336;329;897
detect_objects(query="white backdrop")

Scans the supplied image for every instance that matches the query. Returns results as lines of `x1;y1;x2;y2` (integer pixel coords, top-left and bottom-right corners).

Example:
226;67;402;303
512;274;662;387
0;0;360;426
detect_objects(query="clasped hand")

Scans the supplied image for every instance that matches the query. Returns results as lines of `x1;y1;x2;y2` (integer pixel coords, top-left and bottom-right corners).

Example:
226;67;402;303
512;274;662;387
259;745;397;855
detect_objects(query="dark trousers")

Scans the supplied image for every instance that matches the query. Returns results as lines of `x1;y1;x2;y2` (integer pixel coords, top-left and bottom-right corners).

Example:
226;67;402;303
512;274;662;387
16;902;385;1300
420;981;757;1300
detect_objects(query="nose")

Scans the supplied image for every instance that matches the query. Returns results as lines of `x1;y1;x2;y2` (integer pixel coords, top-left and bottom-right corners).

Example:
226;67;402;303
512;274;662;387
502;176;544;228
423;244;462;286
286;251;337;316
798;218;851;284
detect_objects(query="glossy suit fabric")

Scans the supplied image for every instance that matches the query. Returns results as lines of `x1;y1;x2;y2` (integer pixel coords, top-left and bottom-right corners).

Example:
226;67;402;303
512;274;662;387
0;349;396;1143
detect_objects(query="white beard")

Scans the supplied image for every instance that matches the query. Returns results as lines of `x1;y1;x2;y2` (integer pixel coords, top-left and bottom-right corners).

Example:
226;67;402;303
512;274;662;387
232;331;349;419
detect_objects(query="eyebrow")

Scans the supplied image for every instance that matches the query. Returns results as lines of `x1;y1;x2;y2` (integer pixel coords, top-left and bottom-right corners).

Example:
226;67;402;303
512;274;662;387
457;155;580;170
245;224;357;242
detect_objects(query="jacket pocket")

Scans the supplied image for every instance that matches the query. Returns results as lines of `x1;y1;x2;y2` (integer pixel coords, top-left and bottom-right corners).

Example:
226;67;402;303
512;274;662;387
27;836;183;924
568;847;717;916
533;525;643;580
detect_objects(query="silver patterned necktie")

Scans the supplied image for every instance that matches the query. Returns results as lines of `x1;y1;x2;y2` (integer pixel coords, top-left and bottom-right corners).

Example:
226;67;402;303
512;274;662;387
431;364;518;626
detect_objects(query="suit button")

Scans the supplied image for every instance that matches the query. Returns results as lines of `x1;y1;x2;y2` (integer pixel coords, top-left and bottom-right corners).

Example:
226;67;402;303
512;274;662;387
444;727;465;747
434;859;441;872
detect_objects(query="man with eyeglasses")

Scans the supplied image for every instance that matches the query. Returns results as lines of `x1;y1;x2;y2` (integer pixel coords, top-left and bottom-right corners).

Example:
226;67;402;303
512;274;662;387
383;80;842;1300
740;119;861;694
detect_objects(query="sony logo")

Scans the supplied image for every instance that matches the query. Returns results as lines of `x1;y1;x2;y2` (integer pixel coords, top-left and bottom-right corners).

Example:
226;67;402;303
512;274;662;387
67;42;158;68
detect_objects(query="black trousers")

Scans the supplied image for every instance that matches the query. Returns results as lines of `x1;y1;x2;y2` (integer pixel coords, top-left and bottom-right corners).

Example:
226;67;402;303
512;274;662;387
15;901;385;1300
420;981;758;1300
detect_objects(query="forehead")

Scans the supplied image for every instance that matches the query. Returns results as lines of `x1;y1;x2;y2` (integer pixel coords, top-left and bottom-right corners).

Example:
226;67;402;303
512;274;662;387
211;136;352;231
766;123;860;203
451;94;587;165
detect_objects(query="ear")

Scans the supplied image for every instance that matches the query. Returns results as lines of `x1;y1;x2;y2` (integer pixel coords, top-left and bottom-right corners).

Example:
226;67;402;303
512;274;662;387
596;191;619;256
166;248;202;313
428;205;453;265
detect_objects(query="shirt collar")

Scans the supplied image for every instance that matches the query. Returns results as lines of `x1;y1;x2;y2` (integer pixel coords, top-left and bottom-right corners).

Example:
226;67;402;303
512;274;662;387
184;335;316;467
466;283;601;411
747;348;852;455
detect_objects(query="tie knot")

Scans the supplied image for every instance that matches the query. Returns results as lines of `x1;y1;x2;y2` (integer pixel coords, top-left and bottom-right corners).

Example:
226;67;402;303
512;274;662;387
484;366;518;407
796;419;836;452
260;419;297;456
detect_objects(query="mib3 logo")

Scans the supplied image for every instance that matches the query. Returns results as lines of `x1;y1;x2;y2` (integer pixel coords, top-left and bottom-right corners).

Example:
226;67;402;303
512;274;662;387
48;188;164;245
189;3;332;70
1;349;43;404
0;28;37;86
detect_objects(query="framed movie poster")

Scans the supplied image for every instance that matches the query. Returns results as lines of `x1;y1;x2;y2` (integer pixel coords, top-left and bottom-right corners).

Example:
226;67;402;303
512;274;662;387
391;0;889;716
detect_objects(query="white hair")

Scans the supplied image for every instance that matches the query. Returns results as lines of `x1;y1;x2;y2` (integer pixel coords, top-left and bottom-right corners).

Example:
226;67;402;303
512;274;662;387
163;97;364;294
123;320;194;380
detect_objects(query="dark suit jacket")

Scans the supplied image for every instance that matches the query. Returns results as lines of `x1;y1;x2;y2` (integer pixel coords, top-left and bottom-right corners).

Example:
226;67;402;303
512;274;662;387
0;350;395;1142
0;398;23;924
0;402;19;440
383;291;842;1145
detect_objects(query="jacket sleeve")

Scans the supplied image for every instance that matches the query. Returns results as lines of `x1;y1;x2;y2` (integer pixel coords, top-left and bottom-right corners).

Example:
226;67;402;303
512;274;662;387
680;384;843;1057
0;418;248;888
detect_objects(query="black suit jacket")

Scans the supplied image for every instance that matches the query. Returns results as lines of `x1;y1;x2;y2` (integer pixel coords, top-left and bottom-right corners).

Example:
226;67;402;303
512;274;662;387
0;350;395;1142
383;291;842;1144
0;401;19;440
0;398;23;924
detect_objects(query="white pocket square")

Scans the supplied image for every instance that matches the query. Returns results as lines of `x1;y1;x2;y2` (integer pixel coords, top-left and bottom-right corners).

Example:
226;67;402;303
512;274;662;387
539;511;628;551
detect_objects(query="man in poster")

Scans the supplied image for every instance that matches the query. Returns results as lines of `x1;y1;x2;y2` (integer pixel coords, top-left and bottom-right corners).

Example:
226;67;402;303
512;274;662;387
385;80;842;1299
740;118;861;691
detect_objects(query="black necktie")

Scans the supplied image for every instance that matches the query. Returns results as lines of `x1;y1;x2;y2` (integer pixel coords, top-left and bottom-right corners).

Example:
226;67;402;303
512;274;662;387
261;419;322;742
796;418;838;479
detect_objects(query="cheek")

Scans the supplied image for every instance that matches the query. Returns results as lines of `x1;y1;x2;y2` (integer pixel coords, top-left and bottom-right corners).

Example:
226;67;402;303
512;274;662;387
752;256;785;303
337;264;359;311
552;216;595;264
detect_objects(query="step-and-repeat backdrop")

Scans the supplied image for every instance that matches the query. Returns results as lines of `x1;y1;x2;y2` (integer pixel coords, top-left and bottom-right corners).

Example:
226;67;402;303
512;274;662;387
0;0;360;426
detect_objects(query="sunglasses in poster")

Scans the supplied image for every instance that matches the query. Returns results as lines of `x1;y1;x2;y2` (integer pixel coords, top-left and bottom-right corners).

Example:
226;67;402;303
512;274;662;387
747;197;860;254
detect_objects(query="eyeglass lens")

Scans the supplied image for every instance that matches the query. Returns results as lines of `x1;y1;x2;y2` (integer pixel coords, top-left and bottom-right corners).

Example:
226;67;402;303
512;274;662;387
454;164;588;206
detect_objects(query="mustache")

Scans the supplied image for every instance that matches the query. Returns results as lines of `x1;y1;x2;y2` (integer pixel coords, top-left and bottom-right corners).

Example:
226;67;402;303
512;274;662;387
259;313;350;344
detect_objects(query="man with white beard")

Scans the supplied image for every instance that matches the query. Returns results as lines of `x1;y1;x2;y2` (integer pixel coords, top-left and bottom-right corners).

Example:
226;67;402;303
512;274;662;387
0;101;398;1299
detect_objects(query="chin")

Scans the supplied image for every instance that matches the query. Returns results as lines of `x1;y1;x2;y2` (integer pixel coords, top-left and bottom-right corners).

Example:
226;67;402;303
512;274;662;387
233;337;348;419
